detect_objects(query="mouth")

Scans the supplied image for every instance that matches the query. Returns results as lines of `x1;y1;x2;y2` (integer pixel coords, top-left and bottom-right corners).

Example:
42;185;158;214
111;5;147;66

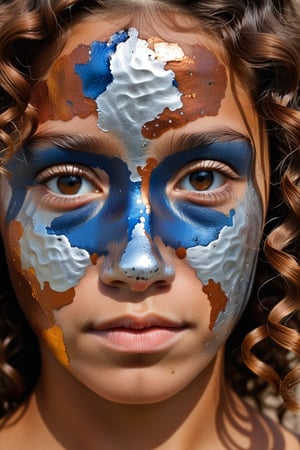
85;315;188;353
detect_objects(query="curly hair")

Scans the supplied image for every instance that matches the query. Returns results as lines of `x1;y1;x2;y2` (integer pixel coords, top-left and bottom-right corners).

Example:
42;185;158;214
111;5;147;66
0;0;299;425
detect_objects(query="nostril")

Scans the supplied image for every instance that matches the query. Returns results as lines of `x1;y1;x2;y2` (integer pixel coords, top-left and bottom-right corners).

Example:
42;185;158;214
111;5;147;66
115;277;173;293
101;265;174;290
153;279;174;290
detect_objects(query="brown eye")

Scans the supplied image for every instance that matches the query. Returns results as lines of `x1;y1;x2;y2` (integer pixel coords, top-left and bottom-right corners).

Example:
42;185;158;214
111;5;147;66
189;171;214;191
168;159;242;208
45;172;98;196
57;175;82;195
176;167;225;193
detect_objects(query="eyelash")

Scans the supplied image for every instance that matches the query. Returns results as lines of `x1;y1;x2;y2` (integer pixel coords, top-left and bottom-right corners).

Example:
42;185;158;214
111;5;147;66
169;160;242;206
35;164;107;210
33;159;241;211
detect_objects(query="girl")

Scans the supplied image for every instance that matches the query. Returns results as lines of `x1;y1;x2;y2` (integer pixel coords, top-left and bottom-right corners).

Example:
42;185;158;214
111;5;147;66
0;1;299;448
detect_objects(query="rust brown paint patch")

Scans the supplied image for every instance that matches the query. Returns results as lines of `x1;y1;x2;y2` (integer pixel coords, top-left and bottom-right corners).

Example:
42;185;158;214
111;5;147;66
142;46;227;140
202;279;228;330
175;247;187;259
6;222;52;330
18;267;75;325
6;221;73;366
90;253;98;265
30;45;96;122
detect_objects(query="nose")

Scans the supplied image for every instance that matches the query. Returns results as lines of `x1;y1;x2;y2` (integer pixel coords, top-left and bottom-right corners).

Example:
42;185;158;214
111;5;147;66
100;222;175;292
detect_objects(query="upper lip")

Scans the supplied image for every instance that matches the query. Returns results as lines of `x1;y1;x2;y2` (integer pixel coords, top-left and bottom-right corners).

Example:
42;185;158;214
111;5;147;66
86;314;187;331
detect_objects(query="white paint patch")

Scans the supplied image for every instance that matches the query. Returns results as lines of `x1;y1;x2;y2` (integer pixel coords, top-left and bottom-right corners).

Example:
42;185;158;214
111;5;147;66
96;28;183;180
154;42;185;62
16;191;92;292
119;221;159;278
186;183;262;339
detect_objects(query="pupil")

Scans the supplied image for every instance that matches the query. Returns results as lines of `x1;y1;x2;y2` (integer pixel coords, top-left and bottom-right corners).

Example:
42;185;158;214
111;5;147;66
189;171;213;191
57;175;82;195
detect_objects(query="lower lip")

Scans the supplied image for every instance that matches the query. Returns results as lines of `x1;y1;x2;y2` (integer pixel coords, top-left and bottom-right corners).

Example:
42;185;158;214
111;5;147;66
88;327;185;353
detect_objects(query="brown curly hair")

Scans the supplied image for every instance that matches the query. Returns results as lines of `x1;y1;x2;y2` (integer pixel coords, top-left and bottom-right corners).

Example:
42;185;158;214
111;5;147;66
0;0;299;425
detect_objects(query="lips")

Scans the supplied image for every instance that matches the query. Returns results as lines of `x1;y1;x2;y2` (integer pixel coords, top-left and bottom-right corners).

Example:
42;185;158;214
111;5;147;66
85;315;188;353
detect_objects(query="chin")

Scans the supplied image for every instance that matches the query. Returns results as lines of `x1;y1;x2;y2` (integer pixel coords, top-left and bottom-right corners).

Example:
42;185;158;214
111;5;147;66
67;355;219;406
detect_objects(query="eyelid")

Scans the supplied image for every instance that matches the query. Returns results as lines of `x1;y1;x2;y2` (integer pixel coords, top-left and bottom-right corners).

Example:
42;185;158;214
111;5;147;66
171;160;242;187
35;163;108;193
166;159;244;208
33;163;110;211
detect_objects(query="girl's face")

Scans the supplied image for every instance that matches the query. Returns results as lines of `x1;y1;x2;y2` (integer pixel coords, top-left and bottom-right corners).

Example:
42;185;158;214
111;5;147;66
0;13;268;403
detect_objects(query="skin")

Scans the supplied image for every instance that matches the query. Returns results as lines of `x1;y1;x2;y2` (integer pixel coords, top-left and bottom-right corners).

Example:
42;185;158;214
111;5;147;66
0;9;298;450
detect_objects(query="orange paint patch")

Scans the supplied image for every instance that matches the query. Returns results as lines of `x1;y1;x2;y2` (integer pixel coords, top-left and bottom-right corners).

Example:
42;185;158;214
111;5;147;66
42;325;69;367
202;279;228;330
137;157;158;209
30;45;96;122
176;247;187;259
142;46;227;140
90;253;98;265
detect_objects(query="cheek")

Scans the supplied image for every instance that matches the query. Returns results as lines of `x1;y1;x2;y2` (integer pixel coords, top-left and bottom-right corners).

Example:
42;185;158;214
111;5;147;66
186;184;263;331
8;187;93;291
19;212;92;293
2;220;72;367
0;183;92;367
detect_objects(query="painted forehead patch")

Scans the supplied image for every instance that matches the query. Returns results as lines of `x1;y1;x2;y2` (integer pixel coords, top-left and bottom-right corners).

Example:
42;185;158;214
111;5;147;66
31;27;227;138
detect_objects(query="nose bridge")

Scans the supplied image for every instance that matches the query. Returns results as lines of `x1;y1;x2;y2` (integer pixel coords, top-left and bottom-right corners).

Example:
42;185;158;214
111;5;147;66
127;182;150;240
101;182;175;290
121;182;154;277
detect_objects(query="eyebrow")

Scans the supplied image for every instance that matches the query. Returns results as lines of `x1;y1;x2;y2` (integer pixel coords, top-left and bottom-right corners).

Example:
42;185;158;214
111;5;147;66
151;128;252;161
28;128;251;160
177;129;250;148
28;133;125;158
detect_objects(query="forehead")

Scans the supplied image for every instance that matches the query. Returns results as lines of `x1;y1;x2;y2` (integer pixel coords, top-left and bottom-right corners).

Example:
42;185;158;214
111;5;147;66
30;12;269;208
31;11;255;132
31;19;227;128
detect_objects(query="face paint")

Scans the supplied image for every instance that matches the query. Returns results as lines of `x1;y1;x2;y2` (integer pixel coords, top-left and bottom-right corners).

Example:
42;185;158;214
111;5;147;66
42;325;69;367
143;37;227;140
3;136;261;332
5;141;249;249
152;140;262;335
0;19;266;392
3;155;93;292
187;190;262;333
3;219;72;366
31;28;227;180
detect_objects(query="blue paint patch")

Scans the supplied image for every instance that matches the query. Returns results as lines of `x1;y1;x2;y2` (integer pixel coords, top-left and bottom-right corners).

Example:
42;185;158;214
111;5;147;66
5;140;252;255
127;182;150;237
150;141;252;248
47;198;128;255
74;30;129;99
172;78;179;88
